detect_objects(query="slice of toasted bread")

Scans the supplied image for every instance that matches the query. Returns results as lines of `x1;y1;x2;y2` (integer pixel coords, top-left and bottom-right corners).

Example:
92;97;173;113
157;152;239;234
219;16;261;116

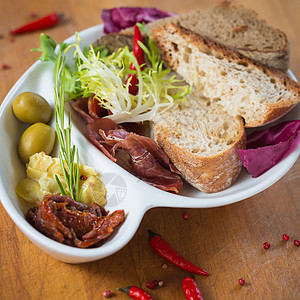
152;88;246;193
151;23;300;127
121;1;289;71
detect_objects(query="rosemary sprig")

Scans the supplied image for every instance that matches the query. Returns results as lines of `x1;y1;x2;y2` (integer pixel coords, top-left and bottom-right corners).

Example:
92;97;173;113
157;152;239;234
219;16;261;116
54;51;82;201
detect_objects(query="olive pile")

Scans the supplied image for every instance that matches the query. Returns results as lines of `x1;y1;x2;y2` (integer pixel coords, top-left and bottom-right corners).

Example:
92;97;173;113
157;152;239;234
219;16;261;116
13;92;55;163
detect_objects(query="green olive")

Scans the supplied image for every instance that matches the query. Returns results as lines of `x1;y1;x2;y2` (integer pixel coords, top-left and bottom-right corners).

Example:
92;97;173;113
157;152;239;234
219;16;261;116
18;123;55;163
13;92;52;124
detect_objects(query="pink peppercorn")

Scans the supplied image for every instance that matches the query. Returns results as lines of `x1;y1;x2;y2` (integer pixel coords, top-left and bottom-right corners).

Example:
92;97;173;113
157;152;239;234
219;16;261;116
294;239;300;247
238;278;245;286
282;234;290;241
102;290;111;298
152;280;159;286
182;212;189;219
0;34;3;39
30;12;38;18
2;64;9;70
158;280;164;287
161;262;168;269
263;242;270;249
146;281;156;289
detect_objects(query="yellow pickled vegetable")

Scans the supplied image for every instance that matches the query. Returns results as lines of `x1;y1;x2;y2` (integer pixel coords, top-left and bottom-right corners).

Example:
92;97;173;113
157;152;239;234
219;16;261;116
16;152;107;207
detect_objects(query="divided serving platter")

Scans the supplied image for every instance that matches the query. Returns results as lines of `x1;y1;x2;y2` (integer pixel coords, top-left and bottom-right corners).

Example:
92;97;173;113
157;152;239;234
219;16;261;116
0;24;299;263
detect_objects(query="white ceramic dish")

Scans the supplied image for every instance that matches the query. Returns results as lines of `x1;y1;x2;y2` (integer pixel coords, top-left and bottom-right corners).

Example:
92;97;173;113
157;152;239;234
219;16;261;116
0;25;299;263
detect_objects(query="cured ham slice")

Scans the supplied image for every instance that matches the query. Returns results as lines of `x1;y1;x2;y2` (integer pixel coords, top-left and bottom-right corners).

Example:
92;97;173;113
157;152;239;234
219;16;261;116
101;130;183;193
87;118;119;162
70;97;183;193
69;98;94;124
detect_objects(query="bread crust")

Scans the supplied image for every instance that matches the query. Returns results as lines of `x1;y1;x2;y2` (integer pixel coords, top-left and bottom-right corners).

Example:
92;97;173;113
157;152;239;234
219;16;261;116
233;41;290;72
154;119;246;193
151;22;300;127
150;22;298;192
120;2;290;71
215;1;290;71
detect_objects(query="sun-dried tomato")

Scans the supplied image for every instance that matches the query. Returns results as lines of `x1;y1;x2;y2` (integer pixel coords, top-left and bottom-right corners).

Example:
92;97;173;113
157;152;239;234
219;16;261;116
26;195;125;248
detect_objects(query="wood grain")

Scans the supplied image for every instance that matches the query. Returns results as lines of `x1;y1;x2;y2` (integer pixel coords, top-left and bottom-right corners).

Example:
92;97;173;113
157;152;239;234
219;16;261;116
0;0;299;299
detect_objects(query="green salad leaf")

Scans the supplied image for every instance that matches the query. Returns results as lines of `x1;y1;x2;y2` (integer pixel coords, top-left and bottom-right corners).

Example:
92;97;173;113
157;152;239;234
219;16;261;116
33;27;191;124
64;28;191;123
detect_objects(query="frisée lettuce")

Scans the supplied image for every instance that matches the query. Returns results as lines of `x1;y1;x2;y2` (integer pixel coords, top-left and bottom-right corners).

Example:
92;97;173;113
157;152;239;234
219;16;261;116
33;25;191;124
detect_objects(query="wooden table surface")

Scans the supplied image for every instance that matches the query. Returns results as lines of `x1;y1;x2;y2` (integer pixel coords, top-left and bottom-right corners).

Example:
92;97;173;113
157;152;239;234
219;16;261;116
0;0;299;299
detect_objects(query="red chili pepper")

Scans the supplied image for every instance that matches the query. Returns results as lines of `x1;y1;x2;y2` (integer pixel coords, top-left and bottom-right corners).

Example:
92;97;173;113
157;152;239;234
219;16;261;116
133;24;145;67
125;24;145;95
148;230;209;276
88;95;102;119
118;286;153;300
126;74;139;95
10;13;63;35
182;276;204;300
88;95;111;118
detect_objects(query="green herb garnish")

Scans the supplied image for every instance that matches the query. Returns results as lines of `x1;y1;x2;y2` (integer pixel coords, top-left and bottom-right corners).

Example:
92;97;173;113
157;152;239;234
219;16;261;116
54;51;82;201
63;31;191;123
31;33;106;97
33;30;191;124
31;34;76;94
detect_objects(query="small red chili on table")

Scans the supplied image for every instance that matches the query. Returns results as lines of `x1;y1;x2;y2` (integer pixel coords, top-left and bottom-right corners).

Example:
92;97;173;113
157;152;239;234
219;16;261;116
10;13;63;35
147;230;209;276
182;276;204;300
118;286;153;300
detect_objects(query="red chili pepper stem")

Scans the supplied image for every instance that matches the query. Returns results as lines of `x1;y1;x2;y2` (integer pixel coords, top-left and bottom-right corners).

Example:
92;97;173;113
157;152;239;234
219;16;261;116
147;230;209;276
118;286;132;295
10;13;63;35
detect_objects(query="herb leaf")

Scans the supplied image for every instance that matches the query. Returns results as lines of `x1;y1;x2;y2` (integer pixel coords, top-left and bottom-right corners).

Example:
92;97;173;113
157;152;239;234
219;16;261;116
54;51;81;201
31;33;76;95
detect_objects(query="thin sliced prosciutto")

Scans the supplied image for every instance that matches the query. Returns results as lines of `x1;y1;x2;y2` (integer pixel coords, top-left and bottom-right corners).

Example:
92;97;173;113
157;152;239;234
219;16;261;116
70;95;110;124
101;129;183;193
69;97;183;193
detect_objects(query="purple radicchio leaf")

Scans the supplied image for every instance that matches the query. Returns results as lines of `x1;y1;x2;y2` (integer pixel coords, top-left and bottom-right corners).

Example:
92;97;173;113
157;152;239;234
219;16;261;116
237;120;300;178
101;7;177;34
